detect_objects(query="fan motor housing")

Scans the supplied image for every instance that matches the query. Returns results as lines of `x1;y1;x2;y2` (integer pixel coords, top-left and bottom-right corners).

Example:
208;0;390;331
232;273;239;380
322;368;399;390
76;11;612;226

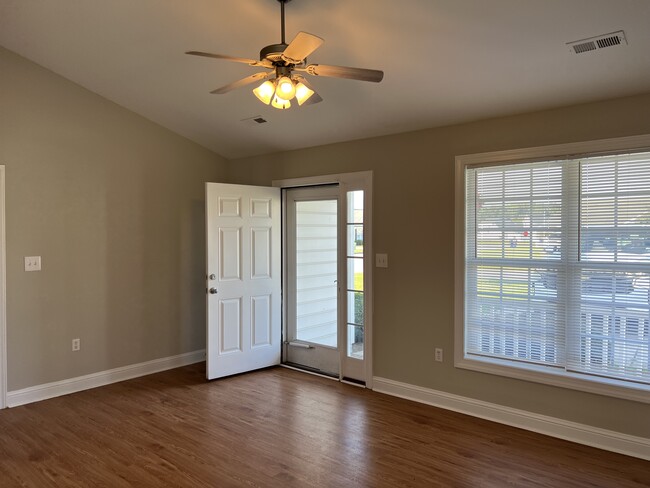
260;43;288;63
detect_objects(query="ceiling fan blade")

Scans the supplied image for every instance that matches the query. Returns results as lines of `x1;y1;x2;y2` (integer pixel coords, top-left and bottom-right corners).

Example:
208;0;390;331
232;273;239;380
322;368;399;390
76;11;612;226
210;72;272;94
281;32;324;65
306;64;384;83
301;91;323;106
186;51;268;67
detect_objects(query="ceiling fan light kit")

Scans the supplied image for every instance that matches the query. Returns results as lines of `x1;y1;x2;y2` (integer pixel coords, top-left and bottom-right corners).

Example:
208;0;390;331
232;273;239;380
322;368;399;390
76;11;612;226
187;0;383;110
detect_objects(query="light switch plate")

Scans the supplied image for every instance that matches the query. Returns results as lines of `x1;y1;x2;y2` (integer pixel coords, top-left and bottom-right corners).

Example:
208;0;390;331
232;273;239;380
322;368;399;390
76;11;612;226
24;256;41;272
375;253;388;268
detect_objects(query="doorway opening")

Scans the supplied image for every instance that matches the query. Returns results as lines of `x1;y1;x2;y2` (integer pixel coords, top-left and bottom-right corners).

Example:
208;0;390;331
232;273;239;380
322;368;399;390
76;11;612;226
276;171;373;386
204;171;372;387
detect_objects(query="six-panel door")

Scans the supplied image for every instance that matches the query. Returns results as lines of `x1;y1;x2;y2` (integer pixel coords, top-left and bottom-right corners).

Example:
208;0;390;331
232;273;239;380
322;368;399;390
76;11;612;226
206;183;281;379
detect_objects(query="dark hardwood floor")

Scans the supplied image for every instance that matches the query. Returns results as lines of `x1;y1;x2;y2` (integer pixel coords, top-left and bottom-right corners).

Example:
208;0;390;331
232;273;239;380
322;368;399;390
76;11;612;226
0;363;648;487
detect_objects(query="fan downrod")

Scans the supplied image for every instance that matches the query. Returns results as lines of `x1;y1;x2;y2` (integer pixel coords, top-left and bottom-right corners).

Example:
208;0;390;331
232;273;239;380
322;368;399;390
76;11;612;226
260;0;293;63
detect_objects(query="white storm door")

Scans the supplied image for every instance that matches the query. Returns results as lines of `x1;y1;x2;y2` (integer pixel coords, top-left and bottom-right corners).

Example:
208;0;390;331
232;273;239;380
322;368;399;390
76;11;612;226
206;183;281;380
285;186;340;376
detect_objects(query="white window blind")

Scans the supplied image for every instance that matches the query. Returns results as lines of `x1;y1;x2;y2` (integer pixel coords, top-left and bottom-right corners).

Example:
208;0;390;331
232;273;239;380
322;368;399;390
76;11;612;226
464;151;650;386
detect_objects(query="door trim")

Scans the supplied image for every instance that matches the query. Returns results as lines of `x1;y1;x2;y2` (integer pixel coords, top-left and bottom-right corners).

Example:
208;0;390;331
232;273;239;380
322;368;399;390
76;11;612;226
273;171;373;388
0;166;6;408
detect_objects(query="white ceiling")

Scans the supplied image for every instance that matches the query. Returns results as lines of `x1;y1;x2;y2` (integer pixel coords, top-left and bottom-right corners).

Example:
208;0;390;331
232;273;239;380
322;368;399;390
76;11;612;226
1;0;650;159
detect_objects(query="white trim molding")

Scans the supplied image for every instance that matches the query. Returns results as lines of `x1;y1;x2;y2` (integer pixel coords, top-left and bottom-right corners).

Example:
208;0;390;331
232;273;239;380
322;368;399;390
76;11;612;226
0;166;6;409
456;134;650;166
7;350;205;408
373;376;650;461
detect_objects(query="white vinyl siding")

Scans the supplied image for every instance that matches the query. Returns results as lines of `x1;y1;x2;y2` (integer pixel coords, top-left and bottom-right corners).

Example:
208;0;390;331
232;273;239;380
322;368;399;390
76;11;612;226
295;200;338;346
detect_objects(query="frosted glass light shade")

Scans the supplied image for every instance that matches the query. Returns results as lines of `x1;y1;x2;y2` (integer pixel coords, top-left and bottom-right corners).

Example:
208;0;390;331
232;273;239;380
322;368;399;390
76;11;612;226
253;80;275;104
275;76;296;101
271;95;291;110
295;82;315;106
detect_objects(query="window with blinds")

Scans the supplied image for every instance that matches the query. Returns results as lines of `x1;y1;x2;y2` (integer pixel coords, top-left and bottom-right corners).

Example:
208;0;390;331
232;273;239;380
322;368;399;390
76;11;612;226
464;151;650;387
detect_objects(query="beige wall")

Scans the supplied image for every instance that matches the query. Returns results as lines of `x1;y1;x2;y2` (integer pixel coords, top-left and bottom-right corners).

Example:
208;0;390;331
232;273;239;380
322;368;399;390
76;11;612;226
228;92;650;438
0;47;228;390
3;41;650;439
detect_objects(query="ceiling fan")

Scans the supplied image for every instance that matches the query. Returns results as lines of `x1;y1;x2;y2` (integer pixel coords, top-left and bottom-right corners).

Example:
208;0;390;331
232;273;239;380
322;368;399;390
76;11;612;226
186;0;384;109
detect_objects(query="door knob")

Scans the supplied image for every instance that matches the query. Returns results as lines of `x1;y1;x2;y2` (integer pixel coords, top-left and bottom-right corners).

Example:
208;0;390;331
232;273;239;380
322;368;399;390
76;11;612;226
209;288;218;294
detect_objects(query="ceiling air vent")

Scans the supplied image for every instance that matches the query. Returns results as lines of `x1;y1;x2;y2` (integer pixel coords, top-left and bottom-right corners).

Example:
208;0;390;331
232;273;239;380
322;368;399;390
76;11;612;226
240;116;268;127
567;30;627;54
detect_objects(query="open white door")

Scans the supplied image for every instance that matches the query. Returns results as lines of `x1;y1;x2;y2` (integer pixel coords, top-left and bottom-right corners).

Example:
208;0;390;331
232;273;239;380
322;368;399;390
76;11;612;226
206;183;281;380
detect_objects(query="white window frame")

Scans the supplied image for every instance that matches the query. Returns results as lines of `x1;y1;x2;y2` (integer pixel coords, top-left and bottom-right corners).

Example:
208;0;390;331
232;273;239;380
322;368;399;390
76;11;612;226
455;135;650;404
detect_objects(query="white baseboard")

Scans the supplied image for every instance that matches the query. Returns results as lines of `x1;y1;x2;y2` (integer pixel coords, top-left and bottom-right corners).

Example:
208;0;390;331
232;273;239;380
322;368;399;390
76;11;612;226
7;350;205;408
373;376;650;461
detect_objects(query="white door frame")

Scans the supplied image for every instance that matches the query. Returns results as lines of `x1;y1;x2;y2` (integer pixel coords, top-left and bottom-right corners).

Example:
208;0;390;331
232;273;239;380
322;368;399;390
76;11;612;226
273;171;373;388
0;166;7;408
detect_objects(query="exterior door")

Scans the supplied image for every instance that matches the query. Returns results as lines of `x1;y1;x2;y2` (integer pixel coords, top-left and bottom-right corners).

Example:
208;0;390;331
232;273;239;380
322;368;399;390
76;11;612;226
284;186;340;376
205;183;281;380
282;180;370;384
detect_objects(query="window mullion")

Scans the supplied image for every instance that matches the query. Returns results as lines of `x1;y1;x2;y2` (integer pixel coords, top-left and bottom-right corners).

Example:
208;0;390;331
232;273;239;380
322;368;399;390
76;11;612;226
564;160;580;370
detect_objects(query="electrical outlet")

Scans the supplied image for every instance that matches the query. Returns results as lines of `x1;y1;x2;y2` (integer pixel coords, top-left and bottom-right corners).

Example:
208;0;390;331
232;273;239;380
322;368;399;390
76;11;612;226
72;338;80;352
24;256;42;272
435;347;443;362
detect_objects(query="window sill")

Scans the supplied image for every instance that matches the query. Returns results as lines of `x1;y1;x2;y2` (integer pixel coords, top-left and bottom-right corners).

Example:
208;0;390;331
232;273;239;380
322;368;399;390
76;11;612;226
455;355;650;404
